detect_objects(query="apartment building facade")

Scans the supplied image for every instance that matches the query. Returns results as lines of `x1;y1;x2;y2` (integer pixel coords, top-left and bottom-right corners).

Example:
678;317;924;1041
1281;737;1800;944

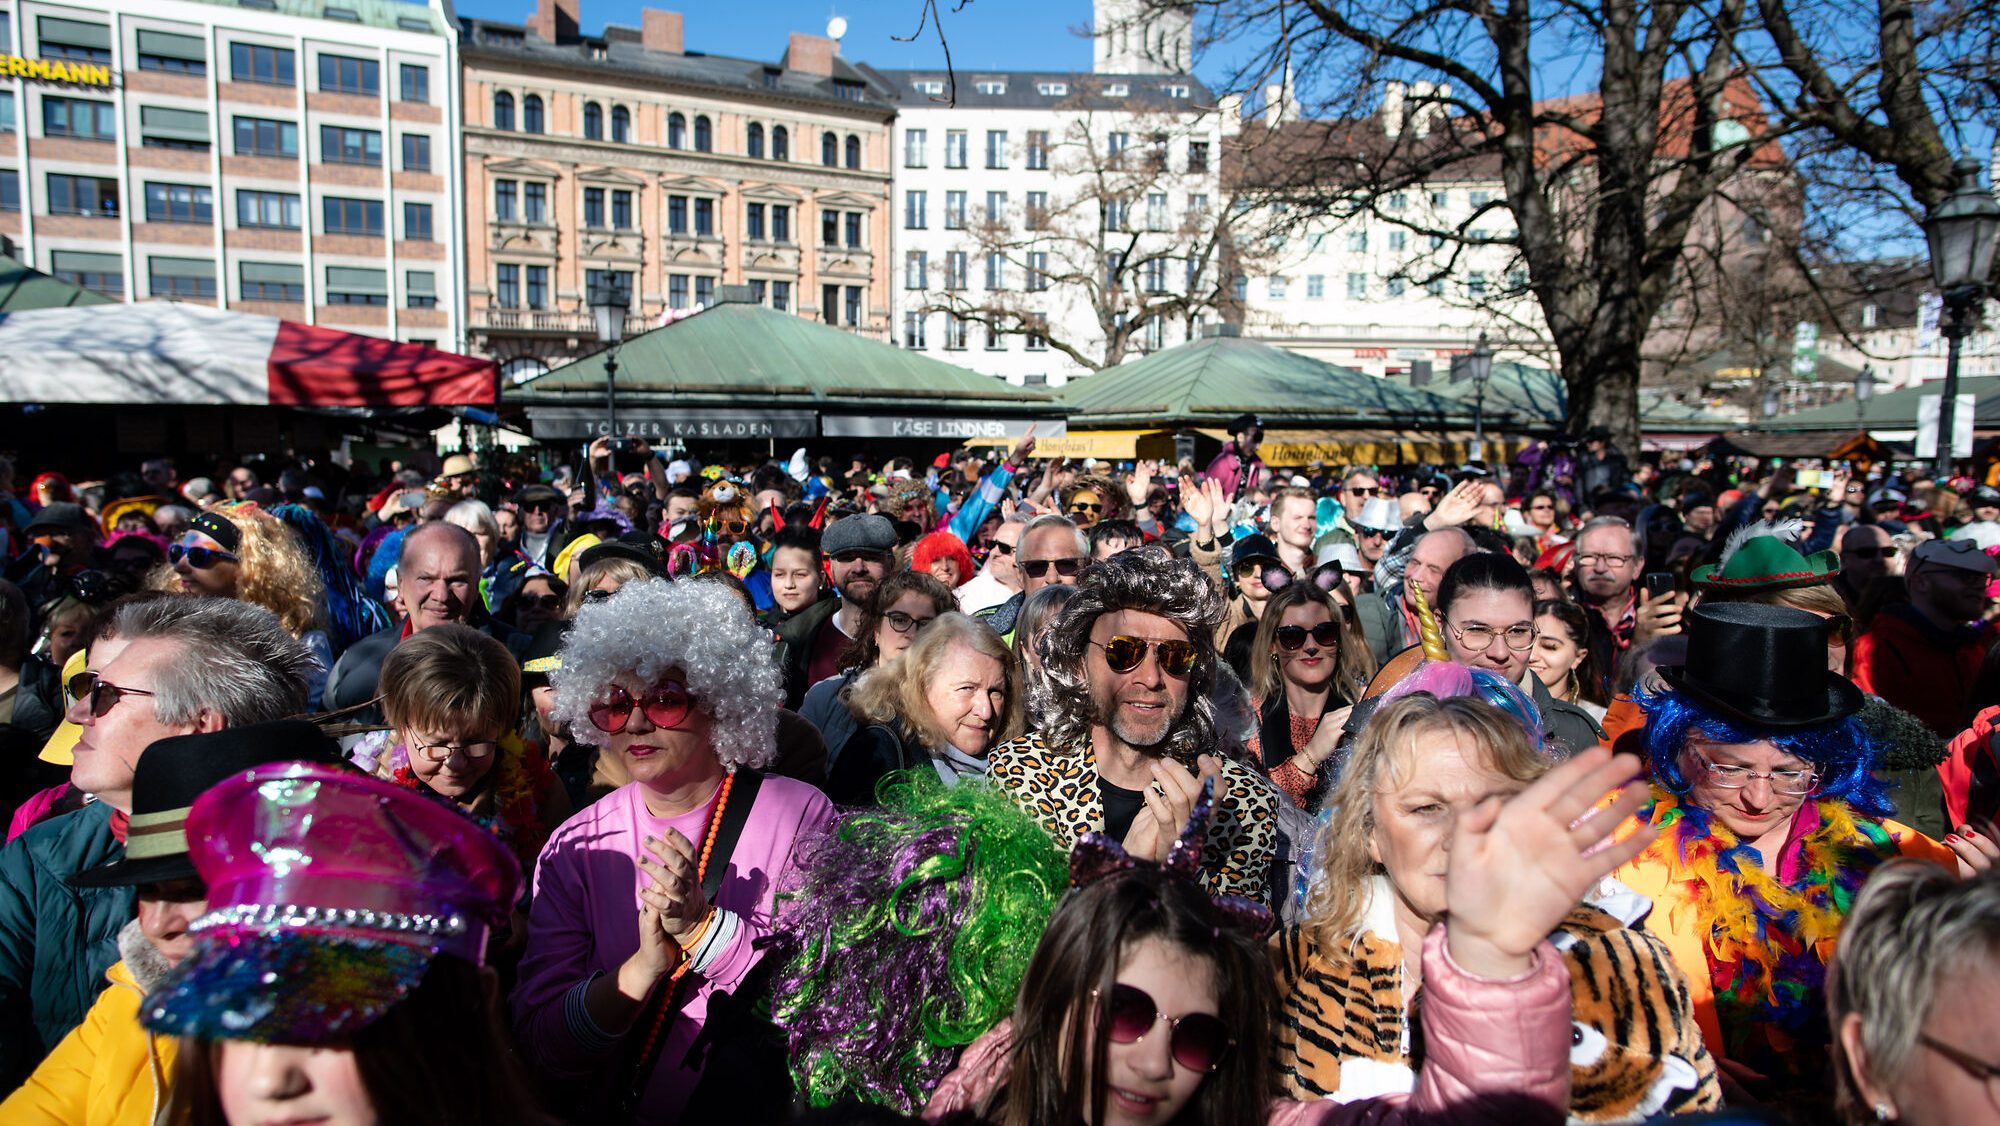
460;0;896;379
885;70;1223;387
0;0;462;346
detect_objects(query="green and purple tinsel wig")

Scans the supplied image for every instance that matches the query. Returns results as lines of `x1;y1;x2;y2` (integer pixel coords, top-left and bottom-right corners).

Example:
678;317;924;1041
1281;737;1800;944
770;770;1065;1112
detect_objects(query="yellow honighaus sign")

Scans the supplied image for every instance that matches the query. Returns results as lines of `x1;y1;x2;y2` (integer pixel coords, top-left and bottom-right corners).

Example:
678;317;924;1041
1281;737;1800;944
3;55;114;86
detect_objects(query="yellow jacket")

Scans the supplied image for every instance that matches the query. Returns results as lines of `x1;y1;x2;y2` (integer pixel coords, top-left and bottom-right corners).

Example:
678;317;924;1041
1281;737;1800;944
0;956;177;1126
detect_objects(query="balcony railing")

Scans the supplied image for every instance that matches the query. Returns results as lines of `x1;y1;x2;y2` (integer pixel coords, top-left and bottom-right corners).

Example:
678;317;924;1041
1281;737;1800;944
474;308;653;337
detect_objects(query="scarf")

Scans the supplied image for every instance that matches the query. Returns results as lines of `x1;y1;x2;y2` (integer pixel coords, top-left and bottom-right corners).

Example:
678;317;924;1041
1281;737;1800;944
387;733;553;873
1644;789;1898;1084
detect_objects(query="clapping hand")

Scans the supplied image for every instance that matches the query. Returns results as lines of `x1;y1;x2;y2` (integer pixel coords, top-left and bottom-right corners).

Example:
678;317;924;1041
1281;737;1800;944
1127;460;1160;505
1443;746;1655;979
622;829;710;992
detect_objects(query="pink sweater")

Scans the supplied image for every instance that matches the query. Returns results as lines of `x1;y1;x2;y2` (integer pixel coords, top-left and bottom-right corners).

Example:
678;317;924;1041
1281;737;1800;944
924;925;1572;1125
511;774;835;1124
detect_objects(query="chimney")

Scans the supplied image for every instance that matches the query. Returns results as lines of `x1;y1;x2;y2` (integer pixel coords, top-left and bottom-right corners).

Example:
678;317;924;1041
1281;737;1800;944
784;32;835;77
526;0;579;43
1381;80;1406;139
641;9;683;54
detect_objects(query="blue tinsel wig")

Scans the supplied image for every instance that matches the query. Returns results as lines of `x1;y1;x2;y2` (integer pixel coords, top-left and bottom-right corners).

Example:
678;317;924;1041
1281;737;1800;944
1635;682;1892;818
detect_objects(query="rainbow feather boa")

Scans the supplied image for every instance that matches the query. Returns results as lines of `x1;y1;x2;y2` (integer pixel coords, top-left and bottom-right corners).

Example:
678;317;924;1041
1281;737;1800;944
1646;789;1898;1083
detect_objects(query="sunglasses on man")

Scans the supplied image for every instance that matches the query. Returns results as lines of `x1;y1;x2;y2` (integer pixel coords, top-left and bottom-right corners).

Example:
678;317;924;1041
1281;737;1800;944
1021;557;1086;579
67;671;156;719
1095;635;1198;677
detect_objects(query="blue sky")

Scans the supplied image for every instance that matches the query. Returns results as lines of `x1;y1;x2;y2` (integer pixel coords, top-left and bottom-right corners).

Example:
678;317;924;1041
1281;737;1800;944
451;0;1112;75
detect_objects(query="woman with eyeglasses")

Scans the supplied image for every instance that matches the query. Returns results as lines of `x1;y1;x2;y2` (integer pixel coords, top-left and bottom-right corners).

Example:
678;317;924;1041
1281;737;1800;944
1691;532;1951;840
357;622;570;886
1436;552;1604;756
799;572;955;770
929;727;1660;1126
1826;859;2000;1126
1613;602;1953;1112
562;552;656;617
515;579;835;1122
503;571;569;635
827;612;1019;804
1245;582;1374;812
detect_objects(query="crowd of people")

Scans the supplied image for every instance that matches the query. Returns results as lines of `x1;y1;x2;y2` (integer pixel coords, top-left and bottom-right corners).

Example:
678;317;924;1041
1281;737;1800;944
0;415;1997;1125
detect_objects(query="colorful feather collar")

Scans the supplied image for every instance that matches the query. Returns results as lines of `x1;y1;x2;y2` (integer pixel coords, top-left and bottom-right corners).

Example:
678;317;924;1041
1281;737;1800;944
1643;788;1897;1082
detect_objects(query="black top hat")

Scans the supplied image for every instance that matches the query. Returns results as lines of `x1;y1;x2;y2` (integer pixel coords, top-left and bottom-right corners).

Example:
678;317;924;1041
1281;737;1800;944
1229;413;1263;437
1657;602;1863;730
520;619;571;682
69;720;344;889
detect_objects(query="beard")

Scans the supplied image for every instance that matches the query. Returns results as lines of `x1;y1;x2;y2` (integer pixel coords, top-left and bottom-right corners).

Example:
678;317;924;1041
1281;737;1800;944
1088;683;1184;749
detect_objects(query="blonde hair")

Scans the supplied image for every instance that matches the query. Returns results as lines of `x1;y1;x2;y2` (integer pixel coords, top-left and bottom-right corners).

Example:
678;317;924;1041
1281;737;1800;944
848;612;1021;754
1697;578;1848;619
1301;693;1547;949
563;556;655;617
1247;582;1375;706
381;623;521;740
149;506;323;637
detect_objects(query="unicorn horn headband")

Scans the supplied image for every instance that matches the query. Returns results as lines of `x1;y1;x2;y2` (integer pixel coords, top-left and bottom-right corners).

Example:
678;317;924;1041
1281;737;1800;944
1409;575;1449;661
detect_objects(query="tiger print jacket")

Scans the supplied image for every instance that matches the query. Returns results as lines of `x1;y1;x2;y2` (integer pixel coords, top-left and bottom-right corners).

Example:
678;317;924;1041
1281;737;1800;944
1271;875;1723;1124
984;731;1280;905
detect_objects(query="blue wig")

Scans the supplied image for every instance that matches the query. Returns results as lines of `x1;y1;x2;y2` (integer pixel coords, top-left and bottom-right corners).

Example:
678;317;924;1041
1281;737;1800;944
272;504;393;652
1635;683;1892;819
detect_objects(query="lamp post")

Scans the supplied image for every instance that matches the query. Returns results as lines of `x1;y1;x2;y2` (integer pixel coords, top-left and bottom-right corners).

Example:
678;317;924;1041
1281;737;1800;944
1923;154;2000;481
1855;362;1874;426
1465;330;1495;462
588;276;630;442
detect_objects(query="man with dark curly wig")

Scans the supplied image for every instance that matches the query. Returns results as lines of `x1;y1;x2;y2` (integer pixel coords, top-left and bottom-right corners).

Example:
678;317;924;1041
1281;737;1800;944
984;546;1279;903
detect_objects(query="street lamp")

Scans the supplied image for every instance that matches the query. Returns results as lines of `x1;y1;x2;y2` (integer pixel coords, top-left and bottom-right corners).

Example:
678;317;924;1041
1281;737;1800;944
1464;330;1495;462
1855;362;1874;425
1923;154;2000;480
588;275;631;442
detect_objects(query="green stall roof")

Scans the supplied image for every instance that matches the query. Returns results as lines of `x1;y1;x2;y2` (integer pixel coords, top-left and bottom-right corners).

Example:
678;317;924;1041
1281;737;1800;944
1386;361;1734;433
512;302;1053;413
1749;375;2000;433
0;258;114;313
1057;333;1471;428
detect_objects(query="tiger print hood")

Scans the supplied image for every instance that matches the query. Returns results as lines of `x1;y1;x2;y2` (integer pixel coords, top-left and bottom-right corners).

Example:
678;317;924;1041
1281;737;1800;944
1274;875;1722;1124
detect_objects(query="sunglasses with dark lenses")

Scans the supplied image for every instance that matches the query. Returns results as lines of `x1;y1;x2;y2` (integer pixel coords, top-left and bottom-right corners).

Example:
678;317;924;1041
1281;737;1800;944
1021;558;1086;579
588;683;698;734
1343;486;1379;498
524;593;563;610
523;500;562;513
1068;502;1104;515
1275;622;1341;651
582;588;615;604
831;549;891;565
1845;546;1898;561
715;520;749;537
66;671;157;718
169;543;238;570
1097;635;1199;677
1100;983;1233;1072
1825;613;1855;645
987;541;1015;556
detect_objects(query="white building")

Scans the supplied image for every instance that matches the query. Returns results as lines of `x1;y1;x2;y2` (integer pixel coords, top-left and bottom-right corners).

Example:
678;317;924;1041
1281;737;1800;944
0;0;464;349
1226;86;1551;381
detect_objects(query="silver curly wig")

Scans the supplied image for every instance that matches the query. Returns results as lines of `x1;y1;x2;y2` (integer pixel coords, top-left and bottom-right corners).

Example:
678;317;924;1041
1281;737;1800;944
1032;545;1224;760
549;577;781;768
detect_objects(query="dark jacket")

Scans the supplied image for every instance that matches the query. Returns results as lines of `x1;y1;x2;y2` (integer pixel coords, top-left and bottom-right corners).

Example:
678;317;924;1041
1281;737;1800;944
0;657;68;817
323;616;528;722
772;597;841;711
0;803;133;1091
1528;674;1608;756
826;723;928;805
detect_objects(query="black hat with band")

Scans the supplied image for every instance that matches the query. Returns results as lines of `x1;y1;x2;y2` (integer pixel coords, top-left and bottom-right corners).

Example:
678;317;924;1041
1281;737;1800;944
187;510;242;553
69;720;344;888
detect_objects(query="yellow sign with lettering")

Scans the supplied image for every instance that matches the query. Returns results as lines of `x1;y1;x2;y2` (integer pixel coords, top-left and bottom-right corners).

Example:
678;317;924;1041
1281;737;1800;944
2;55;114;86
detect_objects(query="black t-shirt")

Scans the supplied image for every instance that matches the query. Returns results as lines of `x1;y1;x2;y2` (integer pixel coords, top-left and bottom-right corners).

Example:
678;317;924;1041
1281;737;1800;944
1099;777;1146;844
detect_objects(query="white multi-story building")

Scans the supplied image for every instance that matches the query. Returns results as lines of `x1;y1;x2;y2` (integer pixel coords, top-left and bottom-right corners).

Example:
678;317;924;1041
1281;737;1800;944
1225;86;1549;381
880;0;1219;387
0;0;463;348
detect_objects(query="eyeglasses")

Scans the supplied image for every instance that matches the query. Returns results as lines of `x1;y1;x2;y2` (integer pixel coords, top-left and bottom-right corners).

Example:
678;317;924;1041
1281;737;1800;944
713;519;749;538
1021;558;1086;579
1920;1034;2000;1109
1574;553;1634;570
410;739;499;763
522;593;563;610
1447;620;1537;652
1275;622;1341;651
1689;750;1819;795
582;588;615;604
882;610;936;635
1096;984;1233;1073
1823;613;1855;645
1343;485;1379;498
588;683;699;734
1096;635;1198;677
522;501;562;514
1356;526;1390;540
987;541;1016;556
1844;545;1898;561
1067;502;1104;516
1529;502;1555;511
830;549;891;565
66;671;156;719
169;543;238;570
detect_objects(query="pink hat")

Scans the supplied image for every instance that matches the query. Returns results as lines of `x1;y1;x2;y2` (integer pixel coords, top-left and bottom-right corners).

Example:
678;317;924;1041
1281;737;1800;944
141;762;520;1044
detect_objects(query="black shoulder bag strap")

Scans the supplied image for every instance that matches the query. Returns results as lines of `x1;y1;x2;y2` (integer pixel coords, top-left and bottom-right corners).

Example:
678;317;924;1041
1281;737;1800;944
611;768;766;1122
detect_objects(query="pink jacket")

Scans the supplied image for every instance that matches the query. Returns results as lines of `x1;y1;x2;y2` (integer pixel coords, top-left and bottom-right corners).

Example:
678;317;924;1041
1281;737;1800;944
924;925;1571;1125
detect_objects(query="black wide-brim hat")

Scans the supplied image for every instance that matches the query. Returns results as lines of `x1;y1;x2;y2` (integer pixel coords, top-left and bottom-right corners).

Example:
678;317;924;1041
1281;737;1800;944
1656;602;1863;730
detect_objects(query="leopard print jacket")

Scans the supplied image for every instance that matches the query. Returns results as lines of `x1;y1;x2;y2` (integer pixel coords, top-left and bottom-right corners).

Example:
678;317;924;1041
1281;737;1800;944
985;731;1280;905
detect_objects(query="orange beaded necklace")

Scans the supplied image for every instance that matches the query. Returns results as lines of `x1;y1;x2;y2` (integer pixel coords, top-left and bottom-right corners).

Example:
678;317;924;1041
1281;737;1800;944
628;769;735;1088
